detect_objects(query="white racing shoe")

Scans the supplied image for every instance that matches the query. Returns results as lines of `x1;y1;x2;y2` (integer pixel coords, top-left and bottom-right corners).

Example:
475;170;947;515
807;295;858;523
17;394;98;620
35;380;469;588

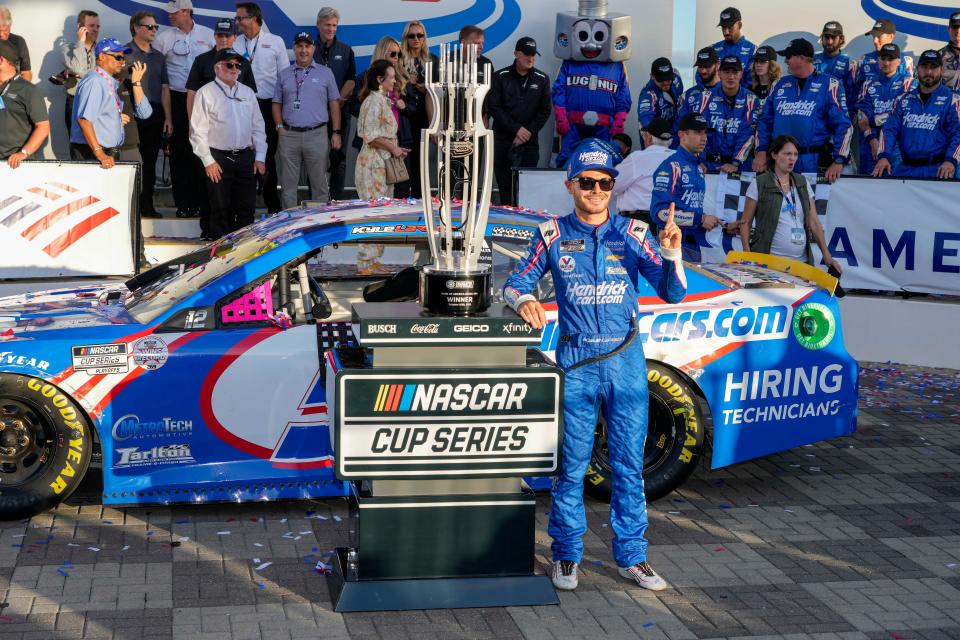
618;561;668;591
551;559;579;590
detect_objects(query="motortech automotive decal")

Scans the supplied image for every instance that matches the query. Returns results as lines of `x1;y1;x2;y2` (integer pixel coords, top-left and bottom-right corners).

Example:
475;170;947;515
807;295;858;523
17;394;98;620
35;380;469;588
98;0;523;68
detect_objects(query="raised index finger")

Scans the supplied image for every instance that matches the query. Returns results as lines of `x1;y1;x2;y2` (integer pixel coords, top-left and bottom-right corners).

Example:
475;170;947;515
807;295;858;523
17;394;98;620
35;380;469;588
667;203;676;226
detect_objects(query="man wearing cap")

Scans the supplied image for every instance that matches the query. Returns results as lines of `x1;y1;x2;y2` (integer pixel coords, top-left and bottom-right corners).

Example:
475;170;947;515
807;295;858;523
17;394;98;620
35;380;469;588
874;50;960;180
636;58;684;136
940;12;960;91
676;48;721;141
753;38;852;182
314;7;356;201
187;18;256;118
488;37;551;206
156;0;214;219
235;2;289;215
856;19;913;96
504;139;685;594
749;45;778;106
0;39;48;168
612;118;674;221
189;48;266;238
70;38;152;169
856;43;915;175
713;7;756;87
272;32;342;209
650;113;716;262
127;11;170;218
814;21;857;120
693;46;721;90
700;55;757;173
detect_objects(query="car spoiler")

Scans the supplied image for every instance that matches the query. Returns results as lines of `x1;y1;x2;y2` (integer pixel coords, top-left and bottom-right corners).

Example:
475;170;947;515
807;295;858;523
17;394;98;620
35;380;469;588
724;251;838;296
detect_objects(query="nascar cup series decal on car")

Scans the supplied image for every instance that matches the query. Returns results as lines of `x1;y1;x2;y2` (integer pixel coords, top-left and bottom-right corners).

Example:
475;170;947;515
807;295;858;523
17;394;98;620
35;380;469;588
71;343;129;375
792;302;836;350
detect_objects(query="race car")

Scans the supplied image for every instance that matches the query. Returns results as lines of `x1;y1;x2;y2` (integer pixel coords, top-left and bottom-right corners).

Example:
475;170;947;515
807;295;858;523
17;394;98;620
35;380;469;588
0;201;858;519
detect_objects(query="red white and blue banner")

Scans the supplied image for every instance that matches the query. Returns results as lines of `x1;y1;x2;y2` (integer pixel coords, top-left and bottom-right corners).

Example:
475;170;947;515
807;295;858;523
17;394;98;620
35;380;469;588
0;163;137;278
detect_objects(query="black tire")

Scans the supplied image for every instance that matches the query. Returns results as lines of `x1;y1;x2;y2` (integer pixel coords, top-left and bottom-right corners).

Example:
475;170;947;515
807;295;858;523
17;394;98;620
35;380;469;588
0;375;93;521
584;361;706;503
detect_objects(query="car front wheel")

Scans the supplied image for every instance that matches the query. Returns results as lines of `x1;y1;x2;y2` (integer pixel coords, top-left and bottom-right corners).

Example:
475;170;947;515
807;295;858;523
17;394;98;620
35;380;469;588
0;375;93;521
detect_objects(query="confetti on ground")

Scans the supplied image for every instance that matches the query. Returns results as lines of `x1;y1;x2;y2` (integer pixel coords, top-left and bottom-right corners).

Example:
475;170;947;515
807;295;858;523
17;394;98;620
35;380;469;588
713;547;726;552
333;516;342;522
122;546;130;551
315;560;332;574
254;562;272;571
257;582;265;589
253;543;264;548
88;547;100;552
718;504;731;509
217;531;230;535
668;511;681;515
642;622;655;628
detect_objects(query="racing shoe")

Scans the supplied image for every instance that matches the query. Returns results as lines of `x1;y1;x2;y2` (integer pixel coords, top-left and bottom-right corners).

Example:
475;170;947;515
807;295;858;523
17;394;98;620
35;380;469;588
551;560;578;590
618;562;668;591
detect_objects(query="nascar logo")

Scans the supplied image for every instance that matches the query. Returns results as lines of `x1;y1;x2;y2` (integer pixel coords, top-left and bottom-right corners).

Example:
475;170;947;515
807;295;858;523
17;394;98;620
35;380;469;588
373;382;527;412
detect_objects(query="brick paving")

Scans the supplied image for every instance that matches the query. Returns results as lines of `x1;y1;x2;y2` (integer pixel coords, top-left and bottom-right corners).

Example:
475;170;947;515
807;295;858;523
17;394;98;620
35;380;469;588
1;362;959;639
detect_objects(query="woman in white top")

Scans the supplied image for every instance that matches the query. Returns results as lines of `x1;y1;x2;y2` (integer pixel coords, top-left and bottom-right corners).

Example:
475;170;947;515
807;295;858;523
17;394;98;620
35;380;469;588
739;134;842;274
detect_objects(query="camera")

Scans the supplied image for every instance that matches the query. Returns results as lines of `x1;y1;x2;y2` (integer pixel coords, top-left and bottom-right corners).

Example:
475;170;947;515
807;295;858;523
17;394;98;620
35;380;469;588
47;72;77;90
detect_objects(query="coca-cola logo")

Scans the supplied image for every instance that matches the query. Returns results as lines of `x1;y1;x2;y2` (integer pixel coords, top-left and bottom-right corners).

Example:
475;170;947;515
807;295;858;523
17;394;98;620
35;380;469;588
446;279;474;290
410;323;440;334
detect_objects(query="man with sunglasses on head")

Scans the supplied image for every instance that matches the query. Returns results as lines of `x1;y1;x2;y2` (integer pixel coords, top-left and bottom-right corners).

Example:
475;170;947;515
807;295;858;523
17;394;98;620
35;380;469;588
314;7;355;201
190;48;266;239
504;138;685;593
235;2;289;215
70;38;152;170
127;11;170;217
155;0;213;218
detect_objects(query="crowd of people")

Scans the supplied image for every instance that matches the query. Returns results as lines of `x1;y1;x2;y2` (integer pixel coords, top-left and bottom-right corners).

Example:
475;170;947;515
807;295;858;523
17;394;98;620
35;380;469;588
1;2;960;243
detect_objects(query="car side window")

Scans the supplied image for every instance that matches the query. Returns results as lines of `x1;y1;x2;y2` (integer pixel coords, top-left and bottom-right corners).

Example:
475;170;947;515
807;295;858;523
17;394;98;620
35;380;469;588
490;240;555;303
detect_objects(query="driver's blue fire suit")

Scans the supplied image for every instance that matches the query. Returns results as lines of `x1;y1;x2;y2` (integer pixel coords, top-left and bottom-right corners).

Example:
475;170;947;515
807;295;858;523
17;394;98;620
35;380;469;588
504;213;687;568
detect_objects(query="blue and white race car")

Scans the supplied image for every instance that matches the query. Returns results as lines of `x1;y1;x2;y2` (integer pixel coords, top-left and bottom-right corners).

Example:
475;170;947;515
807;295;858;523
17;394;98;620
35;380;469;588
0;201;858;519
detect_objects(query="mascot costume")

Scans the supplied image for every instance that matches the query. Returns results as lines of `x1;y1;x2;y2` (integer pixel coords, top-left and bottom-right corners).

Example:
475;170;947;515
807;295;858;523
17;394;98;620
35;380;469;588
552;0;633;166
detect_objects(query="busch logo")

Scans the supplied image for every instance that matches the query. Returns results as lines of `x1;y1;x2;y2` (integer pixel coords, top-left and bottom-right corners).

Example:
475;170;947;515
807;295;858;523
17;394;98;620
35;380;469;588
410;323;440;334
368;324;397;334
567;281;628;305
776;99;817;117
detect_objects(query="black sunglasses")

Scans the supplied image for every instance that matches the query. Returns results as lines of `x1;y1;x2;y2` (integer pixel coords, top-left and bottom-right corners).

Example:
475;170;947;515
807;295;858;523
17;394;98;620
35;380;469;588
138;24;159;31
575;177;615;192
220;62;242;70
387;51;400;58
406;33;425;40
104;54;125;62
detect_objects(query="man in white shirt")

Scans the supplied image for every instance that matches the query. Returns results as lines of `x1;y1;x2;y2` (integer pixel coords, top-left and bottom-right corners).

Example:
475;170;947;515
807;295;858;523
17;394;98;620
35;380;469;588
155;0;214;219
612;118;675;223
190;49;266;240
235;2;289;214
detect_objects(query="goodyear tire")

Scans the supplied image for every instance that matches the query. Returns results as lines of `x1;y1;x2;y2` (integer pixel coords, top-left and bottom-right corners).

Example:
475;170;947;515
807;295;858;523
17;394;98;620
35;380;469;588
0;375;92;521
585;362;705;503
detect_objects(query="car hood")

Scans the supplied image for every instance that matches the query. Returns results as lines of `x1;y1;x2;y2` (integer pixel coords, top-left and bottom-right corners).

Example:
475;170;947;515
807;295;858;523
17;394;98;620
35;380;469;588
0;284;138;336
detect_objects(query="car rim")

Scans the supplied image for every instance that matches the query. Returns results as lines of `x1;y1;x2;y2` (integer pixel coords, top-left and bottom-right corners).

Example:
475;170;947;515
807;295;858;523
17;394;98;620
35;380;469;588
0;399;54;486
592;394;679;476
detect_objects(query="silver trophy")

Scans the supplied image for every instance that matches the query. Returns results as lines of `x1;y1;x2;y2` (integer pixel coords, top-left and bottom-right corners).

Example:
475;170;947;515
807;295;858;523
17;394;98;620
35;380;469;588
419;43;494;315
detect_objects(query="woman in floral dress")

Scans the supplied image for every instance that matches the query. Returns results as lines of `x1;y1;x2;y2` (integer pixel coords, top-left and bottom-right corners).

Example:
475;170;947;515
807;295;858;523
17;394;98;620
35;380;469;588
355;60;410;199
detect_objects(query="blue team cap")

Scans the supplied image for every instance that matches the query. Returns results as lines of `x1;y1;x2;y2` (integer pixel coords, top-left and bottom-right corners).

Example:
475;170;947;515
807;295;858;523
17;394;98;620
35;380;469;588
95;38;132;57
566;139;620;179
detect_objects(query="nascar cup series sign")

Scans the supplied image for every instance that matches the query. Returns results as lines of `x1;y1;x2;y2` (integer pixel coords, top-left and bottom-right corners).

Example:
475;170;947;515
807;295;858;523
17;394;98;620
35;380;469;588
334;370;561;479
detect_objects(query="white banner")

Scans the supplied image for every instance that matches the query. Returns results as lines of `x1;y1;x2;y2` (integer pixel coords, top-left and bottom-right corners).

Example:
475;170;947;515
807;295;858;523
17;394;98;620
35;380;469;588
0;162;137;278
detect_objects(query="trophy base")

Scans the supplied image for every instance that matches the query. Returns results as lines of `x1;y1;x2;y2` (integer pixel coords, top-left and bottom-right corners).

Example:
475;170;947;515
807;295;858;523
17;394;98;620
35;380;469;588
420;267;491;316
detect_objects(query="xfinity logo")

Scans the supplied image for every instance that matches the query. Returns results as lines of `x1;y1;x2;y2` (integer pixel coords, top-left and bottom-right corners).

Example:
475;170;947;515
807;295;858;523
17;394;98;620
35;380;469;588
373;382;528;412
368;324;397;334
501;322;531;335
454;324;489;333
410;323;440;334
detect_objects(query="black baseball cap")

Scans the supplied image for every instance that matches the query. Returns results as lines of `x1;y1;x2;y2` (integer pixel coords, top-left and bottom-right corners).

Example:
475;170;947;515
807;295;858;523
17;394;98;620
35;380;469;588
720;54;743;71
644;117;673;141
878;43;900;59
293;31;314;46
718;7;742;27
821;21;844;36
0;40;18;65
950;12;960;28
866;19;896;37
677;112;711;132
696;46;719;67
651;57;674;81
214;17;236;35
515;36;539;56
778;38;815;59
918;49;943;67
214;48;243;64
752;45;777;62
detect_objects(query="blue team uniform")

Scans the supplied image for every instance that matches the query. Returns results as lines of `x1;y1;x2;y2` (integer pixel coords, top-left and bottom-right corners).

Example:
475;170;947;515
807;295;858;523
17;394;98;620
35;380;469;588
674;83;719;144
636;72;684;129
756;72;854;173
713;37;757;86
855;51;913;96
698;85;758;170
878;84;960;178
649;146;706;261
814;51;857;117
553;60;632;165
856;70;915;174
503;213;686;568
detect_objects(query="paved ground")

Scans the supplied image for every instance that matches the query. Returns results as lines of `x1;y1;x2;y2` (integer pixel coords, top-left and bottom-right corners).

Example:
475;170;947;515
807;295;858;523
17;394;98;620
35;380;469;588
1;362;959;640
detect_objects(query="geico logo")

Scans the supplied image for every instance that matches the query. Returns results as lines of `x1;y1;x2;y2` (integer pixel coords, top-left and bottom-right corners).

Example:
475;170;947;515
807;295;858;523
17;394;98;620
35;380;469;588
640;305;790;343
368;324;396;334
454;324;488;333
724;363;844;402
370;425;529;454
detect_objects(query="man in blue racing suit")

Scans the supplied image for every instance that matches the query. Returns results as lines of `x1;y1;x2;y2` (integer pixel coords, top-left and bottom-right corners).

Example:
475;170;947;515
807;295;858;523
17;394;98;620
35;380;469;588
873;49;960;180
636;57;684;135
503;139;686;592
856;43;914;175
814;21;857;120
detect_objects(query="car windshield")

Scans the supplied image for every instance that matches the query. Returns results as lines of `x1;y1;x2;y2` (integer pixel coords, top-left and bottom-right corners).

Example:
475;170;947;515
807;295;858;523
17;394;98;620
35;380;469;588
124;231;277;324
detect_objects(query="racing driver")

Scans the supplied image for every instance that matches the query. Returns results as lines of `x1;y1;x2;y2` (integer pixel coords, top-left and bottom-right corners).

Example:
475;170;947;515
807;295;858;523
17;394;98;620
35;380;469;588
503;139;686;591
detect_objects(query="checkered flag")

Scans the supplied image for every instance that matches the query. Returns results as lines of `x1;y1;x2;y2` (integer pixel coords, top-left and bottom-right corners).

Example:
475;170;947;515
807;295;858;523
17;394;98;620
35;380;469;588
317;322;355;351
715;171;832;222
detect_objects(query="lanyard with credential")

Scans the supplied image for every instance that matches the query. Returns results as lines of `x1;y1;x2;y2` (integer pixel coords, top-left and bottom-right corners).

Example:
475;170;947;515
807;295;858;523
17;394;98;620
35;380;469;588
244;34;259;64
0;74;18;98
294;66;311;102
94;67;123;115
